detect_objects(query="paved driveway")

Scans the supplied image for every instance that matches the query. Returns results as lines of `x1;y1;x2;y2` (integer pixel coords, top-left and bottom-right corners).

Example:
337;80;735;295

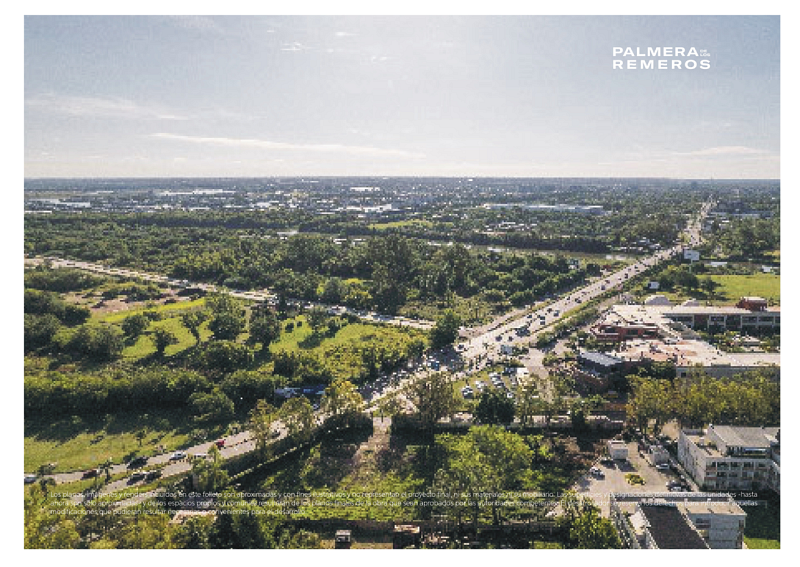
572;441;686;516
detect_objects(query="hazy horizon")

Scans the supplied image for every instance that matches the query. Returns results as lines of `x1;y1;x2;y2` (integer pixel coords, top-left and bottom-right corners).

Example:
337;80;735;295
26;16;780;179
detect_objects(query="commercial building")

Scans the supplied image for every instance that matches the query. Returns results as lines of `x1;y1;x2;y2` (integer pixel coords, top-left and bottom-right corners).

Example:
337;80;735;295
677;425;780;493
589;298;780;378
610;493;746;549
613;337;779;379
592;299;780;341
577;351;624;373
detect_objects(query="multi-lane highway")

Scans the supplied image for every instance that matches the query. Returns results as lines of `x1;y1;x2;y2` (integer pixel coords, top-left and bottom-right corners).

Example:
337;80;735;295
27;202;711;499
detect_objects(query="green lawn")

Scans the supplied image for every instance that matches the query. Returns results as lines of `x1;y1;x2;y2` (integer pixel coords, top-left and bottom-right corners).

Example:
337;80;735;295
743;495;780;549
120;316;213;359
266;315;426;382
24;408;207;473
709;274;780;305
649;273;780;306
97;297;207;323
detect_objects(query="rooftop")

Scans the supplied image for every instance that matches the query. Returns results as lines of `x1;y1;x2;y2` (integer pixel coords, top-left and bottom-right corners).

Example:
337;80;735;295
578;351;624;367
610;338;780;369
612;493;746;517
639;504;708;549
710;425;780;449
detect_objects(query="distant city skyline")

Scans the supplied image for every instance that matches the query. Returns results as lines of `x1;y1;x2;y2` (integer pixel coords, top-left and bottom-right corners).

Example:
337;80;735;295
25;15;780;179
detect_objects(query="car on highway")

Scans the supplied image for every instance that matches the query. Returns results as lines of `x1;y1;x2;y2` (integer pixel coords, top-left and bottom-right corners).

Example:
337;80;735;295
169;451;186;461
215;439;226;448
128;472;146;483
81;468;99;479
127;456;149;468
24;474;37;484
145;470;162;482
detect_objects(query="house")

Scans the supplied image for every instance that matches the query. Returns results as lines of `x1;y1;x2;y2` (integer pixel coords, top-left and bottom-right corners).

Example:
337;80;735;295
677;425;780;493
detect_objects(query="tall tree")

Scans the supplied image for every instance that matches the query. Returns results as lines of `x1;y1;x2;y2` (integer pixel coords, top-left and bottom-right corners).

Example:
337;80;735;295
122;313;149;339
278;397;315;442
475;389;516;424
429;310;461;350
181;309;209;344
406;371;459;430
151;327;178;356
249;308;280;349
321;379;364;424
248;399;278;459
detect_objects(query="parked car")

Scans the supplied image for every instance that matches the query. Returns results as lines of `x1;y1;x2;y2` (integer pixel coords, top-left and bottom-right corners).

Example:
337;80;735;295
655;463;670;471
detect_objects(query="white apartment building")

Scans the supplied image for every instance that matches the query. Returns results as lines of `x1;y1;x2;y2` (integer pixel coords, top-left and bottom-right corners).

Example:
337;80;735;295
677;425;780;493
610;493;746;549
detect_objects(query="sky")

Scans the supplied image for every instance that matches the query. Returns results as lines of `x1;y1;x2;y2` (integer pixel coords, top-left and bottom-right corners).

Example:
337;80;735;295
24;15;780;179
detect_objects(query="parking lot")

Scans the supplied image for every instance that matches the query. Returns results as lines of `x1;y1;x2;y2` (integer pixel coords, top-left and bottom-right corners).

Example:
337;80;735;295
572;441;689;517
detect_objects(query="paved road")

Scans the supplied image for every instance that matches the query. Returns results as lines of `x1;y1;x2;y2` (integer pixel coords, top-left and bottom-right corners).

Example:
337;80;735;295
25;257;434;331
28;202;711;499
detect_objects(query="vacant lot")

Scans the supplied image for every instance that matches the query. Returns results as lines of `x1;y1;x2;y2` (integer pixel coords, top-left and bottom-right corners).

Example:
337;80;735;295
710;274;780;305
24;408;207;473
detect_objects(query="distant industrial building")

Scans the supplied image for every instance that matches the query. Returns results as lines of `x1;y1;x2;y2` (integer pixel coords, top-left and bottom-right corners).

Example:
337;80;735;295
610;493;746;549
678;425;780;493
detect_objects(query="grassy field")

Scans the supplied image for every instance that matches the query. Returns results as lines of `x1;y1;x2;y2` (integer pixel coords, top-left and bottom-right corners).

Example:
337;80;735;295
120;316;214;359
743;495;780;549
24;408;213;473
710;274;780;304
95;297;207;323
368;219;434;231
266;314;426;381
645;273;780;306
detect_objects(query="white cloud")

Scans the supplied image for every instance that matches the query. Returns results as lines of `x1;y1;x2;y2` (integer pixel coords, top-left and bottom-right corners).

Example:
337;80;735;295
150;132;425;159
335;31;356;37
280;42;310;52
674;146;769;157
26;94;188;121
166;16;225;35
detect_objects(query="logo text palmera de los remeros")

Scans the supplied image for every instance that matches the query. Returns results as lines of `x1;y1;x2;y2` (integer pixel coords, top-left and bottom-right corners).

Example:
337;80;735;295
613;47;711;70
